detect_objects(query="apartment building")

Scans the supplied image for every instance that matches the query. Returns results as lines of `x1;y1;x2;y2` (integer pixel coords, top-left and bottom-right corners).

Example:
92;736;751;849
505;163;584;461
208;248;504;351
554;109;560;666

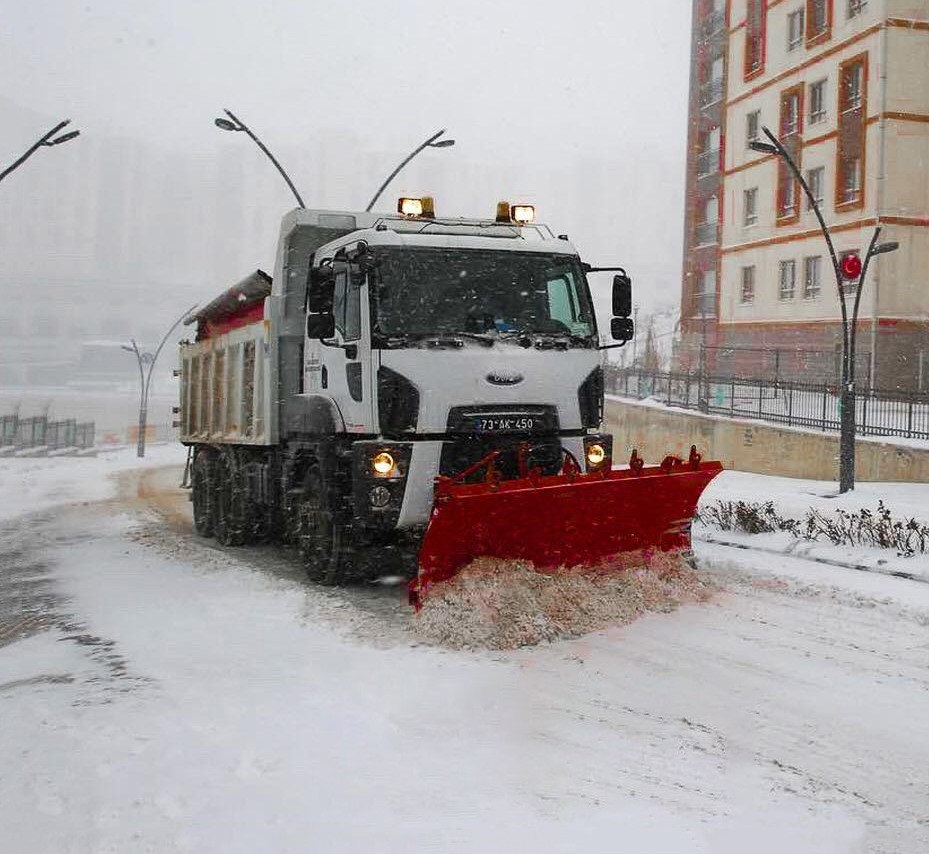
680;0;929;389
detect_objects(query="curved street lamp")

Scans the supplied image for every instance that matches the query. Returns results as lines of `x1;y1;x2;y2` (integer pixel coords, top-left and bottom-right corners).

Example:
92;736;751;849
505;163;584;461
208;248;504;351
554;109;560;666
122;303;197;458
750;126;899;492
365;128;455;212
214;108;305;208
0;119;81;185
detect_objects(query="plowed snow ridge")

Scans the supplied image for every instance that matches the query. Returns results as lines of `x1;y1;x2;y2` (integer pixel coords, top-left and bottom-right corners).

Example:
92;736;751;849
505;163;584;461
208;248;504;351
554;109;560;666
414;557;713;649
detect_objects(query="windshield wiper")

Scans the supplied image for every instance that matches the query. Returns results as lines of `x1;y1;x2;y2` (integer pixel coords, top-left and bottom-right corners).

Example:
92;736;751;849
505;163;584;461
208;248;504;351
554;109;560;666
422;332;494;348
496;329;593;349
375;331;495;349
373;332;411;349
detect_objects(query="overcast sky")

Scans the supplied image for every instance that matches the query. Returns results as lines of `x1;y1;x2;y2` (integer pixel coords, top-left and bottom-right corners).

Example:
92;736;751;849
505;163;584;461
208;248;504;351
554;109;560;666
2;0;693;316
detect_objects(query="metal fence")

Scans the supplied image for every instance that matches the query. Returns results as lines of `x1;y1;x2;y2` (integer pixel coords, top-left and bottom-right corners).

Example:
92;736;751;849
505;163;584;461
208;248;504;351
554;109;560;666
0;414;95;451
607;369;929;441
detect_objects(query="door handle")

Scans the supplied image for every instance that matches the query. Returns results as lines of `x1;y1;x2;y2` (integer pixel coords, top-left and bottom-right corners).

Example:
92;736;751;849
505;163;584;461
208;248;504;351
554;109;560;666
321;365;328;389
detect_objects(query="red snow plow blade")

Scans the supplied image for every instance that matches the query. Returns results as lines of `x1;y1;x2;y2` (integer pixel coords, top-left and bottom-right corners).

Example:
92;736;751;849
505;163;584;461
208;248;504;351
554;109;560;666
409;446;723;609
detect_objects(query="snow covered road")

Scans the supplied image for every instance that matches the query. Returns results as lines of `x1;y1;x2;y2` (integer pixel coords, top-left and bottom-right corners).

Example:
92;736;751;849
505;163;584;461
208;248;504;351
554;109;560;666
2;458;929;852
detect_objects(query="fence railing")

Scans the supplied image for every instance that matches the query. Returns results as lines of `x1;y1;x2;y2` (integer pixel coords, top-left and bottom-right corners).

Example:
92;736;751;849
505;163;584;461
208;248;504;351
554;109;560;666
606;369;929;441
696;148;720;177
694;220;718;246
0;415;95;450
702;8;726;38
700;77;724;107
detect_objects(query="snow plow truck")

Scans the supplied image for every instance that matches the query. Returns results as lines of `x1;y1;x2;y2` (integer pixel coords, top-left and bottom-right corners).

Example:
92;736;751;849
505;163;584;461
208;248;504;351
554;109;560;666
177;199;722;605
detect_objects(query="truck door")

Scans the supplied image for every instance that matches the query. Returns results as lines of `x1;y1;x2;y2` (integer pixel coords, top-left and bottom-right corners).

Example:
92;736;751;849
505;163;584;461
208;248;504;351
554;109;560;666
321;260;373;434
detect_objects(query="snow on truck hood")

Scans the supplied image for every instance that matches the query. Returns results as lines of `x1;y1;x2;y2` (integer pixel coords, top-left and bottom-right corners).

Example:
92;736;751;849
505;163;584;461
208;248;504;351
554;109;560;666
380;344;599;433
316;226;581;258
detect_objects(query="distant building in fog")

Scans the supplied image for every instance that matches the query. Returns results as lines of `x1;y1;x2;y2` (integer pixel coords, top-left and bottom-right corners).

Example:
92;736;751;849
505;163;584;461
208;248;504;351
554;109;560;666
679;0;929;390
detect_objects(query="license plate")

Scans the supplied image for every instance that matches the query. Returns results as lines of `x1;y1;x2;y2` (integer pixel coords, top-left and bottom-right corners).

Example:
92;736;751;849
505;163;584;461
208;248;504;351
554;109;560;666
472;415;541;433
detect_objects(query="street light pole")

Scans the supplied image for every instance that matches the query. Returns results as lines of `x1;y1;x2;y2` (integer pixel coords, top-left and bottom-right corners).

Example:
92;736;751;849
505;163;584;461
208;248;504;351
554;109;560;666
214;109;305;208
365;129;455;212
0;120;81;185
750;127;898;492
124;304;197;458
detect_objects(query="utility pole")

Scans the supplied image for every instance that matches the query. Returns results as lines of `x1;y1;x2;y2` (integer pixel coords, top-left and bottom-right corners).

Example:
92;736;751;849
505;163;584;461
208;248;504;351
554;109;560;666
214;109;305;208
0;120;80;185
366;129;455;212
751;127;899;492
123;304;197;457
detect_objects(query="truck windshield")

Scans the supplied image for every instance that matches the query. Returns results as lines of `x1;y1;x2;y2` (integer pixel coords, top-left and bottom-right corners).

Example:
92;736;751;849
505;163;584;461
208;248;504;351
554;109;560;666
371;248;596;341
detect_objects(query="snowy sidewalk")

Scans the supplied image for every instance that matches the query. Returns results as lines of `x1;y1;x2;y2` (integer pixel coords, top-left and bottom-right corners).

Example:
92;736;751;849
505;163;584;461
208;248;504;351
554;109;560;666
0;443;187;522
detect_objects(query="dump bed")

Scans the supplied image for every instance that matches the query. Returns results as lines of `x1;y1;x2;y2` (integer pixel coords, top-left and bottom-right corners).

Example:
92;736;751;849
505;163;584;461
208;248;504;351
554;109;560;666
178;270;275;446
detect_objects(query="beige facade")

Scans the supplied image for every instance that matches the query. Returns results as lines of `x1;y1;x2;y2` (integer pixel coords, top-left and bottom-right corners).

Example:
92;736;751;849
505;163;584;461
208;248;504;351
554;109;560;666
682;0;929;389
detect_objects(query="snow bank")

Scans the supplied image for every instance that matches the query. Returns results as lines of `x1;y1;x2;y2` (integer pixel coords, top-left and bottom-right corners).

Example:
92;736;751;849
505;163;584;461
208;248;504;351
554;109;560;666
0;444;187;522
699;469;929;524
696;470;929;580
414;556;713;649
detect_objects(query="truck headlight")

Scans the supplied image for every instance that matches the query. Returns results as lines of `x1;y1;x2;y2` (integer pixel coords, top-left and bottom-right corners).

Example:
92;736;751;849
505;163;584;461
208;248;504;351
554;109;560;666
583;434;613;472
372;451;396;476
586;443;606;466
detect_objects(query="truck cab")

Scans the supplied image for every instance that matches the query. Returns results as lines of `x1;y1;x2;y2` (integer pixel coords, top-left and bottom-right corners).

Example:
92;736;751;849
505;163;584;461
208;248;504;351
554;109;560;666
181;200;633;584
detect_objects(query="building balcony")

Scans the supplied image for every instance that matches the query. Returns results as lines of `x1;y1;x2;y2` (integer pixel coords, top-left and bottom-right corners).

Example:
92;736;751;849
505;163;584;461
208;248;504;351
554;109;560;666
694;292;717;317
699;78;725;108
696;148;720;178
701;8;726;39
694;221;718;246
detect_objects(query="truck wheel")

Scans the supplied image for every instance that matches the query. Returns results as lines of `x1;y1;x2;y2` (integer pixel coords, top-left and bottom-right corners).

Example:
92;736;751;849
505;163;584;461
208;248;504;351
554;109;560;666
296;462;355;585
213;450;247;546
191;449;215;538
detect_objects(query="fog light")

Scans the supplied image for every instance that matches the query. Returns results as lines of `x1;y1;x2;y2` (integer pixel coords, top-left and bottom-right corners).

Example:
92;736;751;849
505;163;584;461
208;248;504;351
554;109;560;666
369;485;391;508
372;451;395;475
585;443;607;467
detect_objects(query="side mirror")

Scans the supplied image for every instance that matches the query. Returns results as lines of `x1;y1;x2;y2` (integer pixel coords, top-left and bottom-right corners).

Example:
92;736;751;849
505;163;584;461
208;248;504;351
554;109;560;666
611;317;634;343
307;312;335;340
612;272;632;318
307;267;335;314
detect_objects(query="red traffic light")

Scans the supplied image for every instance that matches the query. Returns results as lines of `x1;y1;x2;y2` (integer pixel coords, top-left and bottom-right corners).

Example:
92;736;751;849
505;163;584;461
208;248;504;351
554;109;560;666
840;253;862;280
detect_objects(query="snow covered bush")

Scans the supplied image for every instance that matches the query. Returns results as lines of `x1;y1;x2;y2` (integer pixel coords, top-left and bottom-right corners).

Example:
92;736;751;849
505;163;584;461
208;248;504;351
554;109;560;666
697;499;929;557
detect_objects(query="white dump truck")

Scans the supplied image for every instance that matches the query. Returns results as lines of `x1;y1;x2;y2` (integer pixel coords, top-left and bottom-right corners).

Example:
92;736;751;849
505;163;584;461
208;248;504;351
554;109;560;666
178;198;717;595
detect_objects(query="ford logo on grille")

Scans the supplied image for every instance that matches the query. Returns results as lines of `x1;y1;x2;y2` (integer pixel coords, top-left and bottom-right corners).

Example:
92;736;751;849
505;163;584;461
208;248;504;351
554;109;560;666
486;371;524;386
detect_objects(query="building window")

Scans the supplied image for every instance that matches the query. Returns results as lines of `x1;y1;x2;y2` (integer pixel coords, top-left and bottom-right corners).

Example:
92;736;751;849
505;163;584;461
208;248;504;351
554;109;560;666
746;110;761;147
848;0;866;17
744;187;759;225
781;177;797;217
809;79;827;124
741;266;756;304
698;127;721;176
788;9;805;50
695;196;719;245
806;0;832;45
804;256;822;299
842;62;863;112
782;92;801;136
806;166;825;209
701;56;725;107
779;260;797;300
836;55;867;210
744;0;767;80
840;157;861;202
697;270;717;316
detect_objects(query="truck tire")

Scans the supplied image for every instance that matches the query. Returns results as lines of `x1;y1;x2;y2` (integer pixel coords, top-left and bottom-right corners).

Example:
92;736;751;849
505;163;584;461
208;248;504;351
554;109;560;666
213;449;247;547
295;461;356;585
191;448;215;538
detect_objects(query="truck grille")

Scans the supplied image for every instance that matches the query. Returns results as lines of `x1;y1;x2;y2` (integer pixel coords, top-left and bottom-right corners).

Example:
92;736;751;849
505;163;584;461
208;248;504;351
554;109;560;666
440;405;561;482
